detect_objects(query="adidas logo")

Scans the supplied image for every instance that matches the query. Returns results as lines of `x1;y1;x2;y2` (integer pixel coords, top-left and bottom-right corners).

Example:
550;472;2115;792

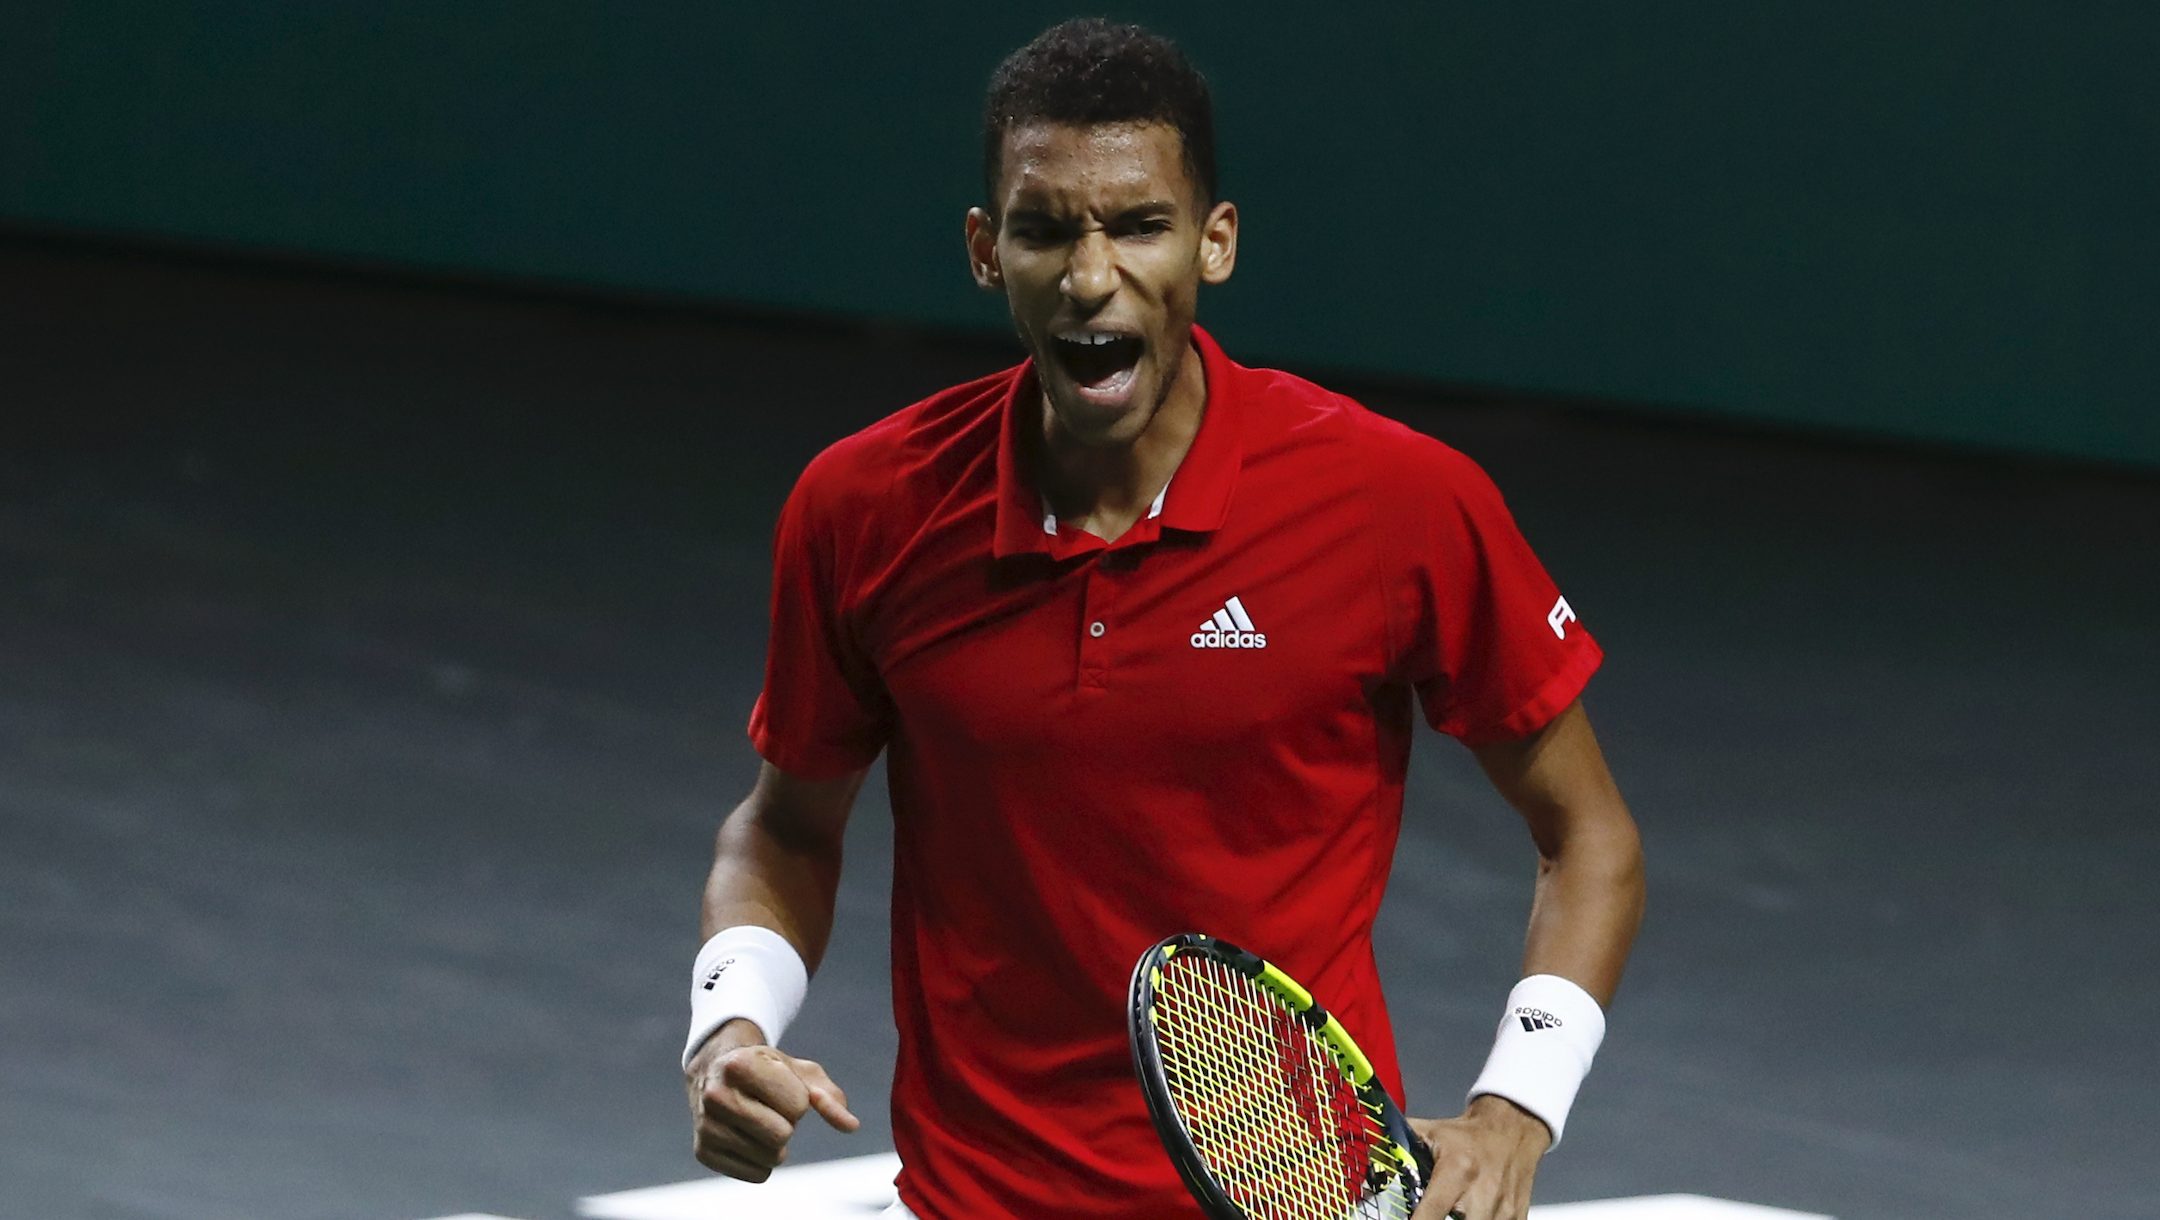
1190;596;1267;649
701;956;737;991
1515;1007;1563;1032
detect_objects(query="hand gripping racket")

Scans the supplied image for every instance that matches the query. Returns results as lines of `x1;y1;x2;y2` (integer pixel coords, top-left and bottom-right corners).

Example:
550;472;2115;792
1129;933;1444;1220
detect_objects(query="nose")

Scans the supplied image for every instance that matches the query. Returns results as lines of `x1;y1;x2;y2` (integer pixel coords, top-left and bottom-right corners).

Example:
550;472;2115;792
1060;230;1118;309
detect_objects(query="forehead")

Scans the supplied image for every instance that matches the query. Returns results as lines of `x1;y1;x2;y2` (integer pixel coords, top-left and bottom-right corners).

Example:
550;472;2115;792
996;121;1194;212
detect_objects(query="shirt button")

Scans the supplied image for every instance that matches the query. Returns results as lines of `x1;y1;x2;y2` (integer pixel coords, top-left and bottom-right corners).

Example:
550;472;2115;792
1088;620;1106;638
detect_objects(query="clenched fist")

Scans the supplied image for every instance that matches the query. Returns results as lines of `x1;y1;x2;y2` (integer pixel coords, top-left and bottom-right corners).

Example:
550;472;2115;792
685;1018;860;1181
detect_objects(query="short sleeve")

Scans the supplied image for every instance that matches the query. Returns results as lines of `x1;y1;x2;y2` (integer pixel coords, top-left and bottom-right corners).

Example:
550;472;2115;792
747;451;892;778
1389;439;1603;745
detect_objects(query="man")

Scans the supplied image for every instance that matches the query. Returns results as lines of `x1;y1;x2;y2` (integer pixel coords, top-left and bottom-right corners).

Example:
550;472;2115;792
683;19;1644;1220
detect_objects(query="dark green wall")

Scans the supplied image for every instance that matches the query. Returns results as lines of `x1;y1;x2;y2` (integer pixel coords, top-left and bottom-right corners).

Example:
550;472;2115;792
5;4;2154;466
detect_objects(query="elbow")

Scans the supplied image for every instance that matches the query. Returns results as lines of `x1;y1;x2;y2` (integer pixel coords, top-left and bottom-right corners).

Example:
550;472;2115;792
718;787;850;866
1590;811;1647;929
1543;802;1645;894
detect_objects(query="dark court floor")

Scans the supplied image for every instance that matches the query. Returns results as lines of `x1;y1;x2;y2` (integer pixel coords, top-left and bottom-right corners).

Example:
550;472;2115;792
3;239;2156;1220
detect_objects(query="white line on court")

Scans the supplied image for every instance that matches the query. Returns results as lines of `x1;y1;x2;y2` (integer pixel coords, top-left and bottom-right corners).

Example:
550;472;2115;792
570;1151;1835;1220
579;1152;901;1218
1536;1198;1834;1220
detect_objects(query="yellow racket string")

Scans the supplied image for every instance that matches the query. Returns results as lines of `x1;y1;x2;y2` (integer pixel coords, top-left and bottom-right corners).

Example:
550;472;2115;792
1151;953;1414;1220
1162;956;1403;1220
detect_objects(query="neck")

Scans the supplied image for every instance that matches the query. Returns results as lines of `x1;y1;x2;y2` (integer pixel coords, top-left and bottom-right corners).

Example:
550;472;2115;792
1035;340;1207;538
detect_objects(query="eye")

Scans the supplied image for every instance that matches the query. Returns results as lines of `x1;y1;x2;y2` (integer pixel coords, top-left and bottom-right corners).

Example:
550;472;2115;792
1008;221;1071;248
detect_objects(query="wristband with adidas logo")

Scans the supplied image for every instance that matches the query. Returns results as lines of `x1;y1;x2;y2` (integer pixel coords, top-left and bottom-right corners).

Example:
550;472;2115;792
1466;973;1607;1147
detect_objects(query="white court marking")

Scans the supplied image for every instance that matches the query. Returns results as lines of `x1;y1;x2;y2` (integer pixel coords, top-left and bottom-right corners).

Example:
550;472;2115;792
1535;1199;1833;1220
565;1152;1834;1220
579;1152;902;1218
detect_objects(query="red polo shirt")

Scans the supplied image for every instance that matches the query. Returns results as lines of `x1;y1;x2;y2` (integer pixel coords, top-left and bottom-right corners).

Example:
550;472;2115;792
749;327;1601;1219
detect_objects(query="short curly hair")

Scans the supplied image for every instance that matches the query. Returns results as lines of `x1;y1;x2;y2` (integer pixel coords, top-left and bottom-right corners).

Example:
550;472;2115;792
981;18;1217;215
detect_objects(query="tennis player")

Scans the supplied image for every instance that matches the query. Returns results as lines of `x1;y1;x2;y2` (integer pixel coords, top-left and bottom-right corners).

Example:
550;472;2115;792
683;19;1644;1220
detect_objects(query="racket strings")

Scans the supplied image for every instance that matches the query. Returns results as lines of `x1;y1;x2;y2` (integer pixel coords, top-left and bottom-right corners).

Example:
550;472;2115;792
1160;960;1330;1218
1174;958;1403;1220
1151;954;1413;1220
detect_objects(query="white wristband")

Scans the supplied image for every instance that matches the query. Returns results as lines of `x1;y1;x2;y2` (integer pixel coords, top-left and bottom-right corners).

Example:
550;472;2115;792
682;925;809;1070
1466;974;1606;1147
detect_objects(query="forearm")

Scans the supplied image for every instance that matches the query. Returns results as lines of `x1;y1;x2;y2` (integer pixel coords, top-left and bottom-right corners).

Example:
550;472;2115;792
701;794;850;968
685;781;868;1177
702;805;843;963
1455;793;1639;1153
1519;808;1643;1006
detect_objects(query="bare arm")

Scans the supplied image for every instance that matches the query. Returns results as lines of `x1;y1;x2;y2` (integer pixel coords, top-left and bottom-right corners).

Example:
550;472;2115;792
688;760;870;1180
1412;698;1645;1220
1469;698;1645;1005
700;761;870;958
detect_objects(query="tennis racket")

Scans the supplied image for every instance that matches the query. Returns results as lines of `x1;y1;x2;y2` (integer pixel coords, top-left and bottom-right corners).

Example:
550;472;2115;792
1128;933;1444;1220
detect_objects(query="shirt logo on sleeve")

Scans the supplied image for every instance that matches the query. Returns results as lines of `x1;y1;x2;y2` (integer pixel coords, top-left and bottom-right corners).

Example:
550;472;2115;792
1191;595;1267;649
1547;596;1577;639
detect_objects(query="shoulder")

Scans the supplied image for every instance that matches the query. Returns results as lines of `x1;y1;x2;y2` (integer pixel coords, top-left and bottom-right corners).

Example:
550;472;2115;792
1232;361;1502;510
785;363;1017;523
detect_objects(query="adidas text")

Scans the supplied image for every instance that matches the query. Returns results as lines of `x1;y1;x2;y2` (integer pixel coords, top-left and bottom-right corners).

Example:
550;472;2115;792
1192;595;1265;649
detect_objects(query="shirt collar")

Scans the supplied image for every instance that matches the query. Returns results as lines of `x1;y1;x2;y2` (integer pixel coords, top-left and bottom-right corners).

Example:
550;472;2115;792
993;324;1245;558
1039;479;1166;536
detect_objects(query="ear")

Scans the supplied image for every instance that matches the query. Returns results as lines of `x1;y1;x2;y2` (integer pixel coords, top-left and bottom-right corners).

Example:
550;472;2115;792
965;207;1003;291
1197;200;1238;286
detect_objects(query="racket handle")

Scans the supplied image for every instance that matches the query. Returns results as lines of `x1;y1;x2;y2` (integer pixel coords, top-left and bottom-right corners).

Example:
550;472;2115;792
1406;1134;1465;1220
1408;1132;1435;1181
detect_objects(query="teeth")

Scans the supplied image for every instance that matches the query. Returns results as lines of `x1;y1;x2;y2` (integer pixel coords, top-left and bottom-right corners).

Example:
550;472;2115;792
1056;331;1132;346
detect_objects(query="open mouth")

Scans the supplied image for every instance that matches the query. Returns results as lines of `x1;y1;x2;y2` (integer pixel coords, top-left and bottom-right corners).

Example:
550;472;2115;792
1052;331;1146;400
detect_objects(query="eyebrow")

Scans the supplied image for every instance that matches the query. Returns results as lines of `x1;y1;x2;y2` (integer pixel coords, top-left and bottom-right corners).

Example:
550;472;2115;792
1005;200;1181;224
